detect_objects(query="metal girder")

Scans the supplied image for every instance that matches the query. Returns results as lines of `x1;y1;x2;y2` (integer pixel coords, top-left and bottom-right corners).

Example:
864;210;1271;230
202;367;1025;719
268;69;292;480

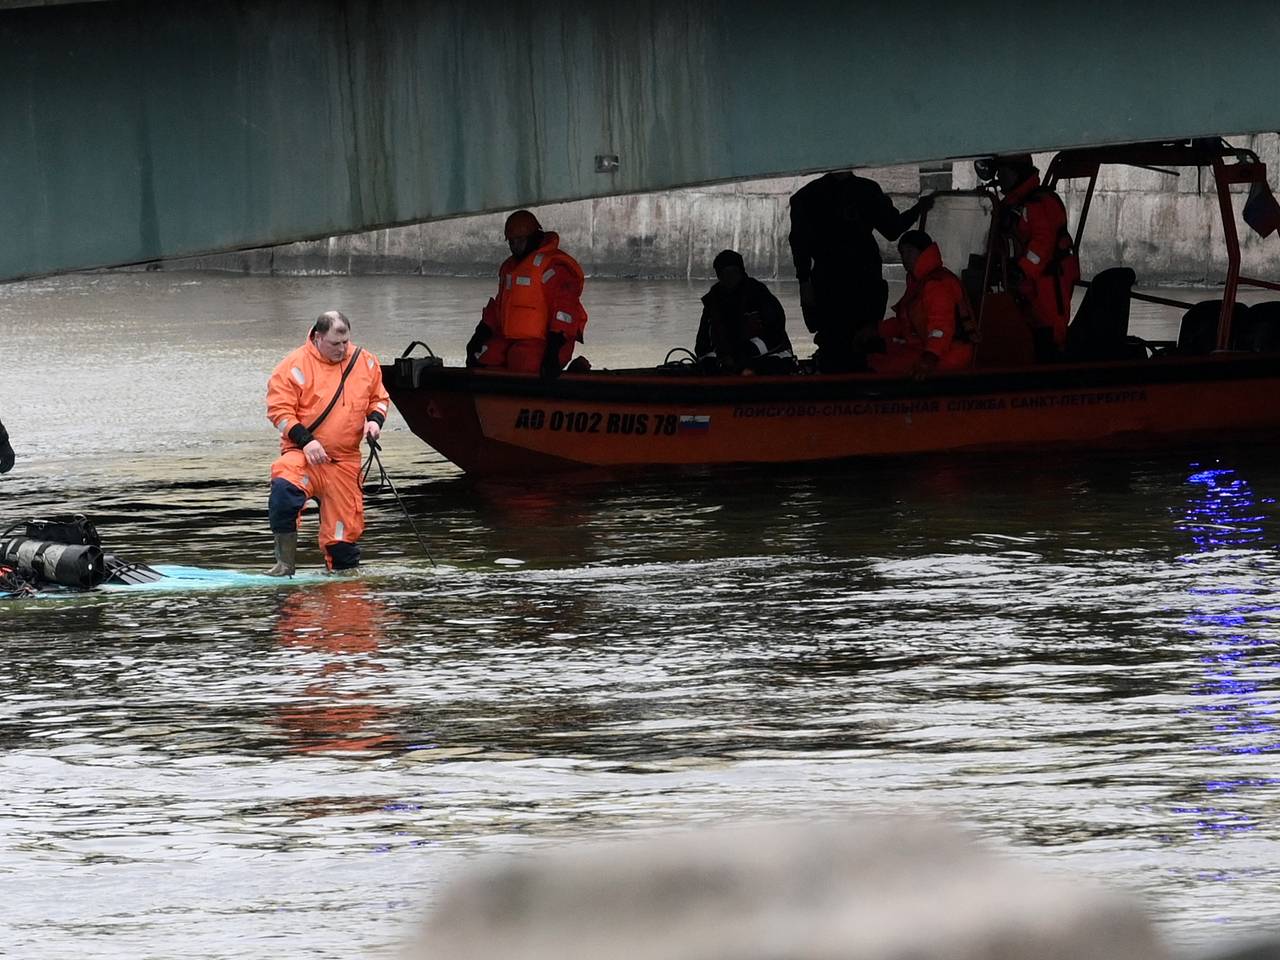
3;0;1280;281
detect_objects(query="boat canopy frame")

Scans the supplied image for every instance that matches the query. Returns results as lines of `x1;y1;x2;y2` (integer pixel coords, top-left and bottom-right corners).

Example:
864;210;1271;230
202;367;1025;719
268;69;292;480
1043;137;1280;350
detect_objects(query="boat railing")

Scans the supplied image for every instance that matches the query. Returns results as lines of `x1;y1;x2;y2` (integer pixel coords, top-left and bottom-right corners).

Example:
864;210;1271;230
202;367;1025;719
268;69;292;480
1072;280;1196;312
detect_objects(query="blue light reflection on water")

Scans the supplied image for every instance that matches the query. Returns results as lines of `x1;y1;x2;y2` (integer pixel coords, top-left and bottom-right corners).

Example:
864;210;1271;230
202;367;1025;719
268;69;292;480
1176;466;1280;840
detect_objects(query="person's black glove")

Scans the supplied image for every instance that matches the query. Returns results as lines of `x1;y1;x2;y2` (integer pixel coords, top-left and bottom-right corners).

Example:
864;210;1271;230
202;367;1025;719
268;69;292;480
0;429;13;475
541;332;566;378
465;322;492;369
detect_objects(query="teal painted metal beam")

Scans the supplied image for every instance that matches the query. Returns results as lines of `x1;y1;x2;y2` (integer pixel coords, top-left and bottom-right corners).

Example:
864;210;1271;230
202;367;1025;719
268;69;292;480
3;0;1280;281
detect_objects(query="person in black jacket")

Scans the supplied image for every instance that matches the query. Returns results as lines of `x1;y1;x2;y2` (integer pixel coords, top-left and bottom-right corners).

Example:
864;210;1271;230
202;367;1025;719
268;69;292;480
789;172;932;371
0;418;13;474
695;250;796;374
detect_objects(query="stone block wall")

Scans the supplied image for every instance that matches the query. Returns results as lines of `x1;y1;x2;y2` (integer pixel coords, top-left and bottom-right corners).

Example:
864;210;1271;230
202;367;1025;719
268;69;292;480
171;135;1280;284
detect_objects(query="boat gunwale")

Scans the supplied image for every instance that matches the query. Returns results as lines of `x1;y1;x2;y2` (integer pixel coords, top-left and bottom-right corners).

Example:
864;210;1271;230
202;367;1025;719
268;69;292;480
383;352;1280;407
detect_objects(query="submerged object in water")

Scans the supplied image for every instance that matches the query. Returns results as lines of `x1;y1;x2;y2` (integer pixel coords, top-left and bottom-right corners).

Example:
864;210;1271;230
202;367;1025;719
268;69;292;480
0;515;361;599
0;515;165;591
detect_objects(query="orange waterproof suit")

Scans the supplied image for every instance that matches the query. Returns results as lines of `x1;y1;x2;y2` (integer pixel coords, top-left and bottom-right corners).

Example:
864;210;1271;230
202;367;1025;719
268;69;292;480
266;337;390;569
1001;175;1080;349
870;242;974;375
474;232;588;373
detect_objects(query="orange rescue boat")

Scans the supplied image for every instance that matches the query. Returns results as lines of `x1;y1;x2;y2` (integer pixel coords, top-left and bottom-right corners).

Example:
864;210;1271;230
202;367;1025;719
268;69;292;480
386;139;1280;476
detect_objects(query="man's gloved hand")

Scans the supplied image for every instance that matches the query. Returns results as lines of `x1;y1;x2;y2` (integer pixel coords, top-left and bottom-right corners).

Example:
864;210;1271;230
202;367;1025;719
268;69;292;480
541;332;566;378
465;322;492;369
0;429;13;475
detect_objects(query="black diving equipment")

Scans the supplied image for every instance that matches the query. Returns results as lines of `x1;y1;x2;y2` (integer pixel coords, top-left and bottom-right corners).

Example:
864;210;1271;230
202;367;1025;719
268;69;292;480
0;516;164;591
0;535;106;588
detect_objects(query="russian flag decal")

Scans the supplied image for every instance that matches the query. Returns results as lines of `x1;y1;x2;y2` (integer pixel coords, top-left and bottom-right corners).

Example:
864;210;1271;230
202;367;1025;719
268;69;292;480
678;415;711;431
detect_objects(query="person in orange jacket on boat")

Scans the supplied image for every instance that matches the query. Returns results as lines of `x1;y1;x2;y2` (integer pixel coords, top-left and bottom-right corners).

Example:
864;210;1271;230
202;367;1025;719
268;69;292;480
265;310;390;575
0;418;13;474
994;154;1080;361
466;209;588;377
869;231;975;378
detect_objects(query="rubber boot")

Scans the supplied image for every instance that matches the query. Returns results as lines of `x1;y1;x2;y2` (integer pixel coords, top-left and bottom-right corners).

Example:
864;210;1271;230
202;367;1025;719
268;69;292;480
266;531;297;577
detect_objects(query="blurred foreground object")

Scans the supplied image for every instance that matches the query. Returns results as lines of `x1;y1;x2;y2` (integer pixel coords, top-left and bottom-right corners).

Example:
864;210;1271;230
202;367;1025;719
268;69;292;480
0;418;13;474
411;816;1168;960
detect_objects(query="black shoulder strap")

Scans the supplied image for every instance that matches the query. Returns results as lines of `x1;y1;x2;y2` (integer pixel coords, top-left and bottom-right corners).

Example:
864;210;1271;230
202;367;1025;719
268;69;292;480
306;347;363;434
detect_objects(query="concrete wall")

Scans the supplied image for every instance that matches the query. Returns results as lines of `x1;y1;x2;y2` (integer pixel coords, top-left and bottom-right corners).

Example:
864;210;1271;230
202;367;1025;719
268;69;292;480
174;134;1280;285
168;164;922;281
945;132;1280;285
1062;133;1280;284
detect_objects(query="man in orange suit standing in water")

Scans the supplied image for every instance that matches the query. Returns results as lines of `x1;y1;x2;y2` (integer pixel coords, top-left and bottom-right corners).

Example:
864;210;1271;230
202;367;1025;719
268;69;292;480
265;310;390;575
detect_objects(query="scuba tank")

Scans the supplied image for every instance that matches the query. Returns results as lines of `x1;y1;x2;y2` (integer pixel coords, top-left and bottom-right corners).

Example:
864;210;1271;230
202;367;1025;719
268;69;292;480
0;535;106;588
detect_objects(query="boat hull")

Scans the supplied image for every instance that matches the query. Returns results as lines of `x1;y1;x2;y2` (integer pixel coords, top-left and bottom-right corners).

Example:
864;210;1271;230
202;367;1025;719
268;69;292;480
384;356;1280;475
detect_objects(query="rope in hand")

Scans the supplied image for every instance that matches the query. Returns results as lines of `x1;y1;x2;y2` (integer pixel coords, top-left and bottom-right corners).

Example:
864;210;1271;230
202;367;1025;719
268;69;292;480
361;437;437;567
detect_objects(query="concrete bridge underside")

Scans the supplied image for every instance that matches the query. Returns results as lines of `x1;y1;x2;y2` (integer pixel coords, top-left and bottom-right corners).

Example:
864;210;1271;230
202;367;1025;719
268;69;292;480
3;0;1280;282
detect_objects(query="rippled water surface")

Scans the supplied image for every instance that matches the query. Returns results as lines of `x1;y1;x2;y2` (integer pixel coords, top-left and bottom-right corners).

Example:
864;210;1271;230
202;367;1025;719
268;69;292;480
3;273;1280;958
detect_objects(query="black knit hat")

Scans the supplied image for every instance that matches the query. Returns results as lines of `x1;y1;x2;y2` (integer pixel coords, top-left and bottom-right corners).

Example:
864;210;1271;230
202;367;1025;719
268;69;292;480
897;230;933;253
712;249;745;273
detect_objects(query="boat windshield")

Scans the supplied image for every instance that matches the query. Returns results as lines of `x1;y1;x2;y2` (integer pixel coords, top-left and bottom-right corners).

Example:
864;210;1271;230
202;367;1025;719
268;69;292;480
921;192;994;278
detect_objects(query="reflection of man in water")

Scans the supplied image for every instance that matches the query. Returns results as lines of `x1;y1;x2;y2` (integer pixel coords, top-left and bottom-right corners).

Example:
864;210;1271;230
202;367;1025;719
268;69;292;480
788;172;932;372
273;581;394;753
0;418;14;474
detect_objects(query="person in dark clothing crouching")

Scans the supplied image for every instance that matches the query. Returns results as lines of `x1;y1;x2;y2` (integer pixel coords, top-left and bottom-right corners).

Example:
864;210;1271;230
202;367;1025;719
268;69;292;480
694;250;796;375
